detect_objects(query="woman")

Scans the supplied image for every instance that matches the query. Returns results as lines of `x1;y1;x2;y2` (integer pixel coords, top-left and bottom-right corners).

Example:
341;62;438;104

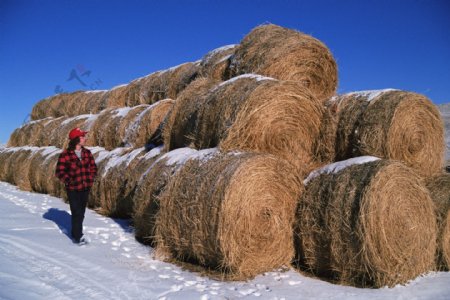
55;128;97;245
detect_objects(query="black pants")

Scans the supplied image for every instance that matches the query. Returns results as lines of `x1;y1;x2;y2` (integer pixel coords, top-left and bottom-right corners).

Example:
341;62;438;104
67;189;89;242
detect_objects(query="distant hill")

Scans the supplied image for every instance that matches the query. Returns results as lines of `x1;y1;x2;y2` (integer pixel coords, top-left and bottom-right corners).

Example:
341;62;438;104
438;103;450;165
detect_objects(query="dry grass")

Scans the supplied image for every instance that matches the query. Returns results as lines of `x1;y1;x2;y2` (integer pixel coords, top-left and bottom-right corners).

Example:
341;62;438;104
163;77;220;150
7;118;52;147
96;148;147;218
124;99;175;148
230;24;338;102
198;45;237;80
333;90;445;177
155;152;302;280
88;105;148;150
294;160;437;288
139;62;200;104
425;173;450;270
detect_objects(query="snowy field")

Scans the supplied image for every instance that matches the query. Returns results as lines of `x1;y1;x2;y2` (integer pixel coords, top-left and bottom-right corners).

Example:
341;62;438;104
0;181;449;300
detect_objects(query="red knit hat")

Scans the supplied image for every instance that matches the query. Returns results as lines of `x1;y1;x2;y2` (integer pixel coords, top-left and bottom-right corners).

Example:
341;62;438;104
69;128;88;140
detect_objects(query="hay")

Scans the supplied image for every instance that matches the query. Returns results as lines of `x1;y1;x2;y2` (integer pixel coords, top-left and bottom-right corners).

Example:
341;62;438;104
124;99;175;148
133;147;200;245
198;45;237;80
0;148;15;182
230;24;338;102
139;62;199;104
104;84;129;109
7;118;52;147
155;152;302;280
35;117;66;147
167;75;328;171
9;147;40;191
89;105;149;150
425;173;450;270
96;148;146;218
333;90;445;177
294;159;437;288
31;91;107;120
28;147;60;193
49;115;93;149
163;77;220;150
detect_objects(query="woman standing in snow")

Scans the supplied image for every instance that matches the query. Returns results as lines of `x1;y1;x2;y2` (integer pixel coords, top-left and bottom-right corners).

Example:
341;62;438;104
55;128;97;245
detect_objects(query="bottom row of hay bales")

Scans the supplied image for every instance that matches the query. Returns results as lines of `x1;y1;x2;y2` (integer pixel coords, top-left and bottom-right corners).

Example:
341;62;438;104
0;146;448;287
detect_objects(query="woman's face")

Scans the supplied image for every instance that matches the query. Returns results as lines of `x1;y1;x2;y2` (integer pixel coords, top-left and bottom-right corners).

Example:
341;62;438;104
79;135;86;146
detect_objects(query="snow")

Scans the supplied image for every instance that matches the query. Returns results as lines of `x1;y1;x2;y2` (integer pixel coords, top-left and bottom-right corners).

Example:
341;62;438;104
102;148;145;176
110;83;127;90
347;89;398;101
304;156;381;185
84;90;108;93
216;74;275;89
202;44;237;64
60;114;91;126
0;181;449;299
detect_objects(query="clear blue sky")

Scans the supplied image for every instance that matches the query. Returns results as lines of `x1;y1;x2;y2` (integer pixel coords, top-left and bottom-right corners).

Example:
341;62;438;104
1;0;449;144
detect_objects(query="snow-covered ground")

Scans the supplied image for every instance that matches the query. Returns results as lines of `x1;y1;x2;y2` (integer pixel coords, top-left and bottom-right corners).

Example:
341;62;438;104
0;181;449;300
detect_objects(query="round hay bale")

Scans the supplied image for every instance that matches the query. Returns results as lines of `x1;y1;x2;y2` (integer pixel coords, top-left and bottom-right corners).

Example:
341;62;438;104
7;118;52;147
72;90;108;116
155;152;302;280
28;147;60;193
9;147;40;191
89;105;149;150
34;147;65;198
333;90;445;177
198;45;237;80
0;147;15;182
163;77;220;150
96;148;146;218
188;75;326;171
124;99;175;148
124;77;145;107
105;84;128;109
88;147;137;209
31;97;52;120
425;173;450;270
294;158;437;288
139;62;199;104
230;24;338;102
133;147;200;245
35;117;66;147
49;114;94;149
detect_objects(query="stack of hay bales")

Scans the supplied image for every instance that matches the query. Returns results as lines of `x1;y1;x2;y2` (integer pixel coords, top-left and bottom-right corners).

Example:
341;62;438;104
2;23;447;287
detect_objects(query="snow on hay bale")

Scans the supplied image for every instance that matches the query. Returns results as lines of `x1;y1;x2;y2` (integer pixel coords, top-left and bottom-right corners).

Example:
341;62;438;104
124;99;175;148
88;105;149;150
155;151;303;280
332;90;445;177
96;148;147;218
163;77;220;150
28;147;61;193
138;62;199;105
230;24;337;102
198;45;237;80
88;147;129;209
166;75;330;171
294;157;437;288
0;147;16;182
35;117;66;147
425;173;450;270
133;147;208;246
50;114;97;149
31;91;107;120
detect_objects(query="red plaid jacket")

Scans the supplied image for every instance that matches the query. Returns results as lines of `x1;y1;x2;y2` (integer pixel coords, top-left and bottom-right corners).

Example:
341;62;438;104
55;147;97;191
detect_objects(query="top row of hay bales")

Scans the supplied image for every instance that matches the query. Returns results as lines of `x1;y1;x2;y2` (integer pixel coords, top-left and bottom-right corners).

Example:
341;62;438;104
10;77;446;178
30;24;338;120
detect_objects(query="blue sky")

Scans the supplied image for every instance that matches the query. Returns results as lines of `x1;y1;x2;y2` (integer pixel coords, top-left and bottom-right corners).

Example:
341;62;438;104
1;0;449;144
